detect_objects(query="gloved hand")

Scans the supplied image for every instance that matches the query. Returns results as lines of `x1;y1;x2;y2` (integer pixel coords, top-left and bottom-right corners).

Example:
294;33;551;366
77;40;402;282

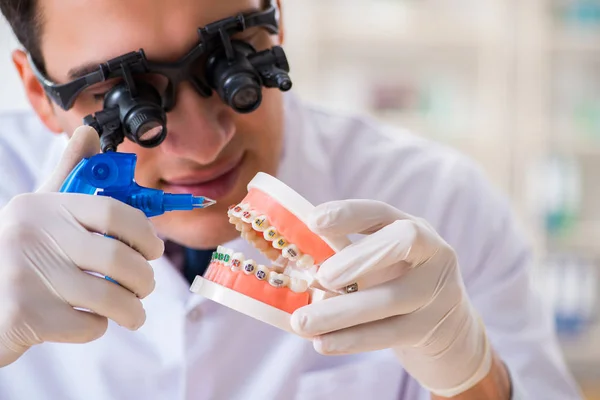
290;200;493;398
0;126;164;367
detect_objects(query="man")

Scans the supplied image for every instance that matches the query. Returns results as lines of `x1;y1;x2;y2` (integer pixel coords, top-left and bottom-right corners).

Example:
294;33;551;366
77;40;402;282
0;0;583;399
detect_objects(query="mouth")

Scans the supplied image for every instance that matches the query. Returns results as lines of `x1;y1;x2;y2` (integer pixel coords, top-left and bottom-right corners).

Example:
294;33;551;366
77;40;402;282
161;153;245;200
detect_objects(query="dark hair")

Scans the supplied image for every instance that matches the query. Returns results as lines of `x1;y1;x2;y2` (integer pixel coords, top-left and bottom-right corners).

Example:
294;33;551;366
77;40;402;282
0;0;44;67
1;0;274;72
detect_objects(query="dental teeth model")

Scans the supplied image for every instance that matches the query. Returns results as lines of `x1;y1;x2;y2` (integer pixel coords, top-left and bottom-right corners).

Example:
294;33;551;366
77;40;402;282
190;172;352;333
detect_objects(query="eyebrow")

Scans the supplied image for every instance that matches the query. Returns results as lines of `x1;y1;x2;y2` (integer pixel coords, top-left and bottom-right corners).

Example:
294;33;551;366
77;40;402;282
65;4;267;81
67;63;102;80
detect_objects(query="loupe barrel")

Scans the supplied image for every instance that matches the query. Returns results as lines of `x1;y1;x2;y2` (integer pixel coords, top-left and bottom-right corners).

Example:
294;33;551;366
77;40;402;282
125;105;167;147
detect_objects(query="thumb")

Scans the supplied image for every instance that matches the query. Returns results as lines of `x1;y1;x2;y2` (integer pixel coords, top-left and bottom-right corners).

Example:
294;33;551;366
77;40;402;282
308;199;410;236
0;341;30;368
37;126;101;193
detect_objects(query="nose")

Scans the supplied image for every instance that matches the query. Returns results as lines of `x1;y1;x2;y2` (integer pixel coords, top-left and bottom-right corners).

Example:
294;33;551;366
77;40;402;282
160;83;236;164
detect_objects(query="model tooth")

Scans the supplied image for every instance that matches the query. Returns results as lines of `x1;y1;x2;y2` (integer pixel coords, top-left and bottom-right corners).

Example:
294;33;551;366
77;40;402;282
273;255;288;268
289;277;308;293
215;247;226;264
263;227;279;242
252;238;270;251
242;230;258;241
297;254;314;269
223;249;233;267
231;252;245;272
241;222;253;233
227;204;236;217
255;265;270;281
241;210;256;223
267;249;280;261
231;204;246;218
282;244;300;261
235;221;244;232
272;237;287;250
252;215;269;232
268;271;290;288
242;259;257;275
228;216;240;225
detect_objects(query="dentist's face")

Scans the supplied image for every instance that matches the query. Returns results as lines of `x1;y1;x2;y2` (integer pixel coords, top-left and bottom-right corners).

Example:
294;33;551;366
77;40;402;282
17;0;286;249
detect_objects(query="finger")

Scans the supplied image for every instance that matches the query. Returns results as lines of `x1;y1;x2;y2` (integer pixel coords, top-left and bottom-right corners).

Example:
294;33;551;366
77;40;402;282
64;233;156;299
313;316;400;355
308;199;413;236
0;339;29;367
313;266;406;295
291;266;443;337
44;304;109;344
58;194;165;261
313;294;467;355
315;219;434;289
63;271;147;331
37;126;100;193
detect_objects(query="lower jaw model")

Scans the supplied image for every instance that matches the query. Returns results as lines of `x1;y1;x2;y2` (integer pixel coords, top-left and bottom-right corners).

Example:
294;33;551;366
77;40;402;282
190;172;351;334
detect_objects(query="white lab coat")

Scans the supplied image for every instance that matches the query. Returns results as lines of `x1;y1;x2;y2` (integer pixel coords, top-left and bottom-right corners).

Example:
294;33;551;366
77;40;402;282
0;94;583;399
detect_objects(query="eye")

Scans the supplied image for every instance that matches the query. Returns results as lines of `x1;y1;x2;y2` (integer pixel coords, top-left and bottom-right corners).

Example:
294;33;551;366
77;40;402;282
93;93;108;101
85;77;123;102
234;28;262;43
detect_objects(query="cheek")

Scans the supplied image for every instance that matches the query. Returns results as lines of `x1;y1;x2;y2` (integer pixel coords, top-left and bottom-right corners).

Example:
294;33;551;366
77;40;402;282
233;89;284;177
116;142;162;187
53;107;88;137
238;89;284;150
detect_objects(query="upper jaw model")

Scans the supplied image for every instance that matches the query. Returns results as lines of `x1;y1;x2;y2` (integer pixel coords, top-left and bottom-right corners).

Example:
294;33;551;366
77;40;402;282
190;172;351;334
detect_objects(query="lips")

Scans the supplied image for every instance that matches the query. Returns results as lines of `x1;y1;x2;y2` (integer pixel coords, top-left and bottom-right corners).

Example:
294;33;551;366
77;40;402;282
161;153;245;200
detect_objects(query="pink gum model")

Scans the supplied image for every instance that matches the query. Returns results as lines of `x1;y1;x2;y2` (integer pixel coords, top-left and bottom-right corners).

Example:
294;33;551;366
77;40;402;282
190;172;351;334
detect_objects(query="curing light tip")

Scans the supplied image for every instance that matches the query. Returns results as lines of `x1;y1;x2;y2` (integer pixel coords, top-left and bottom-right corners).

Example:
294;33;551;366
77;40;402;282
193;197;217;208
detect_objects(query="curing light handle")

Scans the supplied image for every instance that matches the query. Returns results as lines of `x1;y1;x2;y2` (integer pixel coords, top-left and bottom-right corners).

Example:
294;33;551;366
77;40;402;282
59;152;216;285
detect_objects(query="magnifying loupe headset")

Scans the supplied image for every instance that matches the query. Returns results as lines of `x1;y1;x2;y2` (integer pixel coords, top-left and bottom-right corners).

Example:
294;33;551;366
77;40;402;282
29;2;292;153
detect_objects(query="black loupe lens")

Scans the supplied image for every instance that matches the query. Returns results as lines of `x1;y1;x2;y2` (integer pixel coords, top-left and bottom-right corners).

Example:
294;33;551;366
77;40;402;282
222;74;262;113
232;86;260;111
139;121;164;142
125;105;167;147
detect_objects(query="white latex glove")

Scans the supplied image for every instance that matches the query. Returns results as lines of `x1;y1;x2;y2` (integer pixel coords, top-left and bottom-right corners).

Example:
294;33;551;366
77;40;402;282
290;200;493;398
0;126;164;367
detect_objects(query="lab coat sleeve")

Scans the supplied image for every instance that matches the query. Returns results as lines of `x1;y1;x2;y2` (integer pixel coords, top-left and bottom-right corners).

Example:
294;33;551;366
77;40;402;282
0;112;38;207
438;158;583;400
0;111;66;208
312;111;583;398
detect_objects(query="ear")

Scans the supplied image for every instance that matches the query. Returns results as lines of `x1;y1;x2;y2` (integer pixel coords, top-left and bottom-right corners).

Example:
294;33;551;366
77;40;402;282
276;0;284;45
12;50;63;134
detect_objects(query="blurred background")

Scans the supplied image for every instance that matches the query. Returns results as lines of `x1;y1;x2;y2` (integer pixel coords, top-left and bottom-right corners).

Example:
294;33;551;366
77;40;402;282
1;0;600;397
282;1;600;397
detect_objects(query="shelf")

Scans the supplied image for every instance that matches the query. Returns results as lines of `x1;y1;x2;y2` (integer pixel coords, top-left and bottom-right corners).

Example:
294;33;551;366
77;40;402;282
551;30;600;53
547;221;600;256
560;323;600;379
373;111;473;138
315;2;505;54
549;135;600;156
